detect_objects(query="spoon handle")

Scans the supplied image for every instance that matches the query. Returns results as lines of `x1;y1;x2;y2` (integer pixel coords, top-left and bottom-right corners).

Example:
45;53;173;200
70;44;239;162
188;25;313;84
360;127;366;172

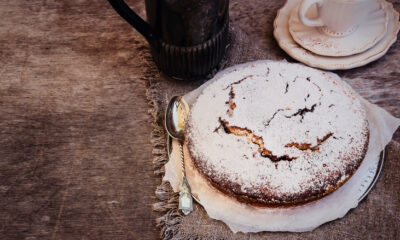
180;143;186;177
178;143;193;215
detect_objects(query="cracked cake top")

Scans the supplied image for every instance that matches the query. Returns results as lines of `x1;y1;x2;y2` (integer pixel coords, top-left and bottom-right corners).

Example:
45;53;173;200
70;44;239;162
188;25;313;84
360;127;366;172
185;61;369;206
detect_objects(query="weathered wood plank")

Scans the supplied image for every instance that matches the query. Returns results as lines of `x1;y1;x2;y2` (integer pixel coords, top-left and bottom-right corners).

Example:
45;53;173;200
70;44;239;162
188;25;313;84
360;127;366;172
0;0;158;239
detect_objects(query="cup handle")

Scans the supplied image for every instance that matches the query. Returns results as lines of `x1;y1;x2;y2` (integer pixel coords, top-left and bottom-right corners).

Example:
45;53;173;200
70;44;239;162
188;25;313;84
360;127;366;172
298;0;324;27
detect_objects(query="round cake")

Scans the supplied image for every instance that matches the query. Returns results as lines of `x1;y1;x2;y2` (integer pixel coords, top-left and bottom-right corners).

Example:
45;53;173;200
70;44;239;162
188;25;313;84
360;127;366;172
185;61;369;206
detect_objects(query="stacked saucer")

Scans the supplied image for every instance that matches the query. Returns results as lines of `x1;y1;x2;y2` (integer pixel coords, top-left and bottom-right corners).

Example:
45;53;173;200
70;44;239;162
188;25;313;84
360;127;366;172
274;0;400;70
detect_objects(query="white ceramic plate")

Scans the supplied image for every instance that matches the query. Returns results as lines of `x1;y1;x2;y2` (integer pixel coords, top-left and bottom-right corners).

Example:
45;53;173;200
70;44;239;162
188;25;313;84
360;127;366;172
289;1;388;57
274;0;400;70
357;150;384;201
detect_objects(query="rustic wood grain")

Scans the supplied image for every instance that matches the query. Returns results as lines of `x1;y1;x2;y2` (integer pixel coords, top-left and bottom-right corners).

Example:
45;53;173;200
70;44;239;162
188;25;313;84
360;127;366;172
0;0;398;240
0;1;159;239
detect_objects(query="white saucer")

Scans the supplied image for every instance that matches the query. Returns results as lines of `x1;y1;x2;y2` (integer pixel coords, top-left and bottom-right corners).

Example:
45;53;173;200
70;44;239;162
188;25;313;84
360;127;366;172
289;1;388;57
274;0;400;70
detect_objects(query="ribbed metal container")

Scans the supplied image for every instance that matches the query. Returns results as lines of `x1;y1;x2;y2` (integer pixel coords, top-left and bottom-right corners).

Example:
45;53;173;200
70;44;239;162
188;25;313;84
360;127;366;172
150;20;229;80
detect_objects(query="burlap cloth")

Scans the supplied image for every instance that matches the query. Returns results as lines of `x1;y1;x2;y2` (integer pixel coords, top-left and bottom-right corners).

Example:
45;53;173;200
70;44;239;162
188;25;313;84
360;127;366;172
144;2;400;239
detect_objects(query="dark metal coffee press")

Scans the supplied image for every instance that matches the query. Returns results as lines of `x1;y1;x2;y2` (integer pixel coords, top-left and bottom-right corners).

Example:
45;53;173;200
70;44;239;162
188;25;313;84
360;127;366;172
108;0;229;80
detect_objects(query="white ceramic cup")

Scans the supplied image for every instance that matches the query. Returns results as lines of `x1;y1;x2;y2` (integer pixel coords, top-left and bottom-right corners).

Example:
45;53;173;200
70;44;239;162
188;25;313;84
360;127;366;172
298;0;374;37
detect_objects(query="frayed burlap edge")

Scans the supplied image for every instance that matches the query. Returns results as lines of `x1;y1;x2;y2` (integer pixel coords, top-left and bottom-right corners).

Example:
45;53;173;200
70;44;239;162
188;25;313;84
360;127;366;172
147;86;182;240
139;41;182;239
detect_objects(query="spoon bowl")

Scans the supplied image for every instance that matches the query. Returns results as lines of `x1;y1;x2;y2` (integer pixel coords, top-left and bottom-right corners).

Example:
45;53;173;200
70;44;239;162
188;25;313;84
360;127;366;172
165;96;190;141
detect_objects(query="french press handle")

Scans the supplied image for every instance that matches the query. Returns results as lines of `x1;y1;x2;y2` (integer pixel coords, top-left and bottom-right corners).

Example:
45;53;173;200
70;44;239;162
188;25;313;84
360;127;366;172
107;0;160;50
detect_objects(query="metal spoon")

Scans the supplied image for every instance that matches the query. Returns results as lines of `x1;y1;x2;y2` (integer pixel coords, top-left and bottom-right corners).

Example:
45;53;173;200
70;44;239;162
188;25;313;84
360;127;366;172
165;96;193;215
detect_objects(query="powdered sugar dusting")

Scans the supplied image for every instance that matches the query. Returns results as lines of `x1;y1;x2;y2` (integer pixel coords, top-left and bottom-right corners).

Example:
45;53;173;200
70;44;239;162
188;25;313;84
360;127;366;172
186;61;368;204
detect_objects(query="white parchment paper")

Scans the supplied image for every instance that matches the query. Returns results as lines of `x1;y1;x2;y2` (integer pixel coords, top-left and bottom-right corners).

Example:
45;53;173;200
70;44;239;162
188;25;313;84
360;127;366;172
163;61;400;233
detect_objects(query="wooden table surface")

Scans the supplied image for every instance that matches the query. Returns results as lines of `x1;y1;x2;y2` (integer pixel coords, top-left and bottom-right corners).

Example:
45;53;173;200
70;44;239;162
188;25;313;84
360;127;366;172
0;0;398;239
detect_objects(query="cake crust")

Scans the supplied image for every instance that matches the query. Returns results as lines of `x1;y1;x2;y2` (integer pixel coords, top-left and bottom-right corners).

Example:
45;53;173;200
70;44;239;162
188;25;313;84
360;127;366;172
185;61;369;206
